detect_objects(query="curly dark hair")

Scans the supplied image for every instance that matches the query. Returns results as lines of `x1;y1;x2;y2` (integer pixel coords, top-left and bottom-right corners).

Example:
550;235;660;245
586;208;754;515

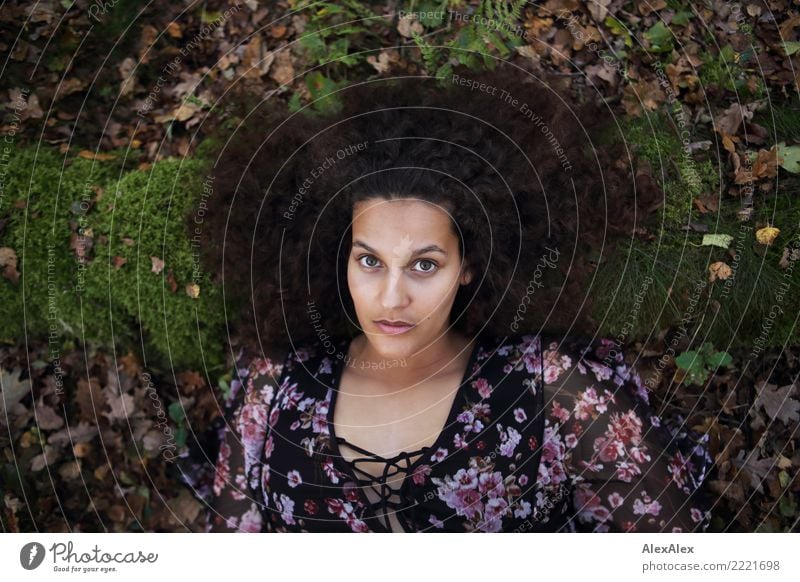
189;65;662;352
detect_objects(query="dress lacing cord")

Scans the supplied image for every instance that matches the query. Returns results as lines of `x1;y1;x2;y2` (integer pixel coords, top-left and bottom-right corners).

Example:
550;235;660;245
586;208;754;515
334;436;425;532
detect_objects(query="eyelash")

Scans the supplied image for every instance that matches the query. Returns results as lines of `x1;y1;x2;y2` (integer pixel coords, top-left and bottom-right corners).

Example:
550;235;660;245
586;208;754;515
356;255;439;274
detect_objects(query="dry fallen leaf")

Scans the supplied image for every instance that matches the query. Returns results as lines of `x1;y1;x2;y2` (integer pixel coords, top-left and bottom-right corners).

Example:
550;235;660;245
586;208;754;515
0;246;20;283
185;282;200;299
708;261;732;282
151;256;165;274
755;226;780;245
752;380;800;428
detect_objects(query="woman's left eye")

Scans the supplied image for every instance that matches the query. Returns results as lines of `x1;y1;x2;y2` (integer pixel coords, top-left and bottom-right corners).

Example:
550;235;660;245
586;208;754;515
413;259;437;273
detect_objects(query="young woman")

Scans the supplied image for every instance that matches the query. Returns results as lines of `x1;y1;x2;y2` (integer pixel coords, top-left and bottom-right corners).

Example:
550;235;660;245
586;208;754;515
178;66;713;532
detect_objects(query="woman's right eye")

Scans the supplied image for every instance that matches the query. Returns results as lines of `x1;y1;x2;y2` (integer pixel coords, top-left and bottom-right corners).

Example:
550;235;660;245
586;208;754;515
357;255;381;269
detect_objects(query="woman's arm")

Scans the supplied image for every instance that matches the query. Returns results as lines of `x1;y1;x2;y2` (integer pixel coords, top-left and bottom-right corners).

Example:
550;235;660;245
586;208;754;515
206;347;285;532
542;337;713;533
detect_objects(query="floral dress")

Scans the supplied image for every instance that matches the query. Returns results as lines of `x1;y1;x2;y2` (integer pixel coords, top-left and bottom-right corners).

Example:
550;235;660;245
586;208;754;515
177;332;713;532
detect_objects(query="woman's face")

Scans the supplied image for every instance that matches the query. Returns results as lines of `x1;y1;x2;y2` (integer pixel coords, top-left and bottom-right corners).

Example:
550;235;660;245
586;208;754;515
346;197;473;360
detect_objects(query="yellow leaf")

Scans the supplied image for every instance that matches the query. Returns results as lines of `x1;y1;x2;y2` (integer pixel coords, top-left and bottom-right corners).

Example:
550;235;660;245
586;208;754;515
755;226;780;245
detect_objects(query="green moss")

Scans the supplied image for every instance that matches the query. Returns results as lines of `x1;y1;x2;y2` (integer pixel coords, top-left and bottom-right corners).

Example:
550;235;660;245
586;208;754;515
0;146;227;371
621;112;720;229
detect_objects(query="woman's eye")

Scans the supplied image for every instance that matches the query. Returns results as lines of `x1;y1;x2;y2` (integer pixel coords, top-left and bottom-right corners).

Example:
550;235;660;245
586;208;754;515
413;259;437;273
358;255;380;269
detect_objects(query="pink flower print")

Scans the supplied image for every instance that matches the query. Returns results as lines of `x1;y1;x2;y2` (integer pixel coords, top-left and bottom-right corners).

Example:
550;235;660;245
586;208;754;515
430;447;448;462
318;357;333;375
587;360;613;382
238;403;269;473
479;497;509;531
343;480;360;503
541;425;565;463
259;383;275;407
651;414;661;427
453;433;469;450
607;492;624;508
498;425;522;457
608;410;643;445
273;492;296;525
522;349;539;374
630;446;651;464
528;436;538;450
453;488;483;520
411;464;431;486
594;435;625;463
578;459;604;472
633;498;662;517
268;407;280;427
264;434;275;459
615;461;641;483
287;470;302;488
519;474;529;487
323;457;341;483
478;471;505;498
347;517;369;532
262;463;271;487
513;407;528;423
564;433;578;449
304;499;318;515
239;503;263;532
502;363;513;374
476;440;487;451
277;379;304;410
428;514;444;529
474;378;493;399
668;451;693;489
255;357;278;378
454;467;480;490
471;402;491;417
212;441;231;496
457;410;483;433
325;497;344;515
514;499;532;519
550;401;570;423
690;508;704;523
312;398;329;434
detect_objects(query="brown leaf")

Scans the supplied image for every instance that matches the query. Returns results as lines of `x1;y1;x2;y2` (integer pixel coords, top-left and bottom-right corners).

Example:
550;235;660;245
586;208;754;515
112;255;127;270
752;380;800;426
0;246;20;283
78;150;117;161
75;376;104;422
151;256;165;274
167;269;178;293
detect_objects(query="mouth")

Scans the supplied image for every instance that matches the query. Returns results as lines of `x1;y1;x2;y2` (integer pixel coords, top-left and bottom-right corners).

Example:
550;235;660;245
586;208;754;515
373;320;415;335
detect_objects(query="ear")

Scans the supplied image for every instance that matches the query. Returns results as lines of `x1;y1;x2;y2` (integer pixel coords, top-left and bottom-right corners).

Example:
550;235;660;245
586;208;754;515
459;265;473;286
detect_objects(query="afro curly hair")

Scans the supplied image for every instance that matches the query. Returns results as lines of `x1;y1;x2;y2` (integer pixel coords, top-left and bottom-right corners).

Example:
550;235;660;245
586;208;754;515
188;64;662;353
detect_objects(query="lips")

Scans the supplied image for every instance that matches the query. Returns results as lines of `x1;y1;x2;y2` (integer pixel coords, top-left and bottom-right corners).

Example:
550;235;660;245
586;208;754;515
374;320;415;335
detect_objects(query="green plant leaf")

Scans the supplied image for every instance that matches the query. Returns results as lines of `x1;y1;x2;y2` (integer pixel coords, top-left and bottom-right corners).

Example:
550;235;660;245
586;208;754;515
783;41;800;56
777;142;800;173
706;350;732;369
643;21;673;53
701;234;734;248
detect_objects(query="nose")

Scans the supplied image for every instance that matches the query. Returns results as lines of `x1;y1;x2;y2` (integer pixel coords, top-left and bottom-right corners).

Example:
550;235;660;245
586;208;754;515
379;265;410;310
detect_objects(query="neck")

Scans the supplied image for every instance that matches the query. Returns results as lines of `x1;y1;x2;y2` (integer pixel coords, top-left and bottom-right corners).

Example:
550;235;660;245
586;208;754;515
349;331;475;390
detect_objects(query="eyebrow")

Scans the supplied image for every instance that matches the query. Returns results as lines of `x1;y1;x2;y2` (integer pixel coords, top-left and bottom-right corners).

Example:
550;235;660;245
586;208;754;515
351;239;448;258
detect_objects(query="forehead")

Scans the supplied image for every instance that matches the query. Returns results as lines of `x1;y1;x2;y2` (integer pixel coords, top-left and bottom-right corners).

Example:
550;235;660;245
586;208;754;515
352;198;452;226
